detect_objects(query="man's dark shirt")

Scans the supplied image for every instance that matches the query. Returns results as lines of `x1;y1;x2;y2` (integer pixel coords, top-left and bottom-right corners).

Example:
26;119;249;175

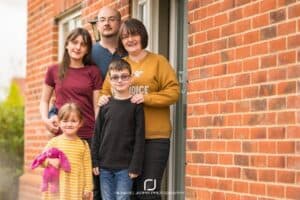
92;43;123;78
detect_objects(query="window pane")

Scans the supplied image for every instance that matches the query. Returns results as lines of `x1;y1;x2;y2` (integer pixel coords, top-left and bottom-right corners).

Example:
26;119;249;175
74;16;82;27
142;4;147;23
63;22;69;41
138;2;147;24
58;12;81;61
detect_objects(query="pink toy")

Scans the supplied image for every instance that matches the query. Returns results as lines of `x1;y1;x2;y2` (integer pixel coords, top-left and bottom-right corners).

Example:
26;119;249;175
31;147;71;193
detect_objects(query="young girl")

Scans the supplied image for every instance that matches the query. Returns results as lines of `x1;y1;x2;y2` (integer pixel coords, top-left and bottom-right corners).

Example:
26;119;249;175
41;102;93;200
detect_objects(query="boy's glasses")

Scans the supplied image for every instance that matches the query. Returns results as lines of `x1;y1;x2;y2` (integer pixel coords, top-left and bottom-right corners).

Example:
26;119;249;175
110;74;131;82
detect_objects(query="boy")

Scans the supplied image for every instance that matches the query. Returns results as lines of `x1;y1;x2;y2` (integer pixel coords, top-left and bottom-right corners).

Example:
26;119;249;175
91;59;145;200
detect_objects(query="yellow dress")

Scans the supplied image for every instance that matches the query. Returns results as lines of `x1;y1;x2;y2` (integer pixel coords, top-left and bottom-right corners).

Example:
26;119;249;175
42;135;93;200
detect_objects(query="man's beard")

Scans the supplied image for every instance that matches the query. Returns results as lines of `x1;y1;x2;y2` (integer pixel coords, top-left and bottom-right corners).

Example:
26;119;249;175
101;29;118;38
102;33;118;38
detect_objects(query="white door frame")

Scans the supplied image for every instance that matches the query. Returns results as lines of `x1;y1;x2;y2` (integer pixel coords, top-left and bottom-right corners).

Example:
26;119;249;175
131;0;159;53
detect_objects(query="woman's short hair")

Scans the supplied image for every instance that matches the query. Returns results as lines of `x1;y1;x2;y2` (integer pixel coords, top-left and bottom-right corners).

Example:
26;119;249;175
118;18;148;54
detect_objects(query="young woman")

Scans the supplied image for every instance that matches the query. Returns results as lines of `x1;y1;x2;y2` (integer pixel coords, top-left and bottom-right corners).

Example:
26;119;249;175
99;18;179;199
40;27;102;141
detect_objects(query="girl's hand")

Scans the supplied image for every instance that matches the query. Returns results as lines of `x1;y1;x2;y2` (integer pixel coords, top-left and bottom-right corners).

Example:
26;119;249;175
97;95;110;107
83;191;92;200
43;115;59;134
129;173;139;179
93;167;100;175
47;158;60;168
131;94;144;104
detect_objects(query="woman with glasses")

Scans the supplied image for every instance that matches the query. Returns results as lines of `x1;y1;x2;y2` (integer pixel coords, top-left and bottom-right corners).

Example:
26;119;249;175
99;18;179;200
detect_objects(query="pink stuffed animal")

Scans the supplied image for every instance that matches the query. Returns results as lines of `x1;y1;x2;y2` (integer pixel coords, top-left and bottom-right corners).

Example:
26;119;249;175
31;147;71;193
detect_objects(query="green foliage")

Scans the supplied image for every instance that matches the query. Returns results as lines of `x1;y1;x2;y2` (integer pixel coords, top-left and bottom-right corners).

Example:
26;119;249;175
3;81;24;107
0;81;24;200
0;105;24;165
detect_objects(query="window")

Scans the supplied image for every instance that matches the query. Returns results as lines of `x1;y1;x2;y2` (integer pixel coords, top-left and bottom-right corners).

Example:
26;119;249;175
131;0;159;53
57;11;82;60
137;0;147;23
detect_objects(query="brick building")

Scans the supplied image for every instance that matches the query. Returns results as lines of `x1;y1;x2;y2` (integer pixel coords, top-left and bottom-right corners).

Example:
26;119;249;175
20;0;300;199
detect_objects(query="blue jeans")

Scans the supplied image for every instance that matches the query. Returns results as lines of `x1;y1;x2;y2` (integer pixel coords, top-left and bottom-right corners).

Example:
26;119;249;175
100;168;133;200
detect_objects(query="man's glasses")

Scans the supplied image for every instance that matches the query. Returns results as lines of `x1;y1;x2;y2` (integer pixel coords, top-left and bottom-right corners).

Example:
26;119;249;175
98;16;119;23
110;74;131;82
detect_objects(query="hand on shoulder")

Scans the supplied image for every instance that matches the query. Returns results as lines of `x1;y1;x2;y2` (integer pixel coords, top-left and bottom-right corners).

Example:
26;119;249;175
98;95;111;106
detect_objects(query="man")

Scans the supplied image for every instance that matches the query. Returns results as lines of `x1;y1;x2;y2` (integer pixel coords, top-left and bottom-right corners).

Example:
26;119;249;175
91;6;123;200
92;6;123;78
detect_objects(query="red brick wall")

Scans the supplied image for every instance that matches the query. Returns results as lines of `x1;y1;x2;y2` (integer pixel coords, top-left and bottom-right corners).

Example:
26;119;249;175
19;1;129;199
186;0;300;199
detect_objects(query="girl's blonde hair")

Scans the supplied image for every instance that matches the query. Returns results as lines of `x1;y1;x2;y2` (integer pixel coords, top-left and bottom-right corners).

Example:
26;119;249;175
57;103;83;122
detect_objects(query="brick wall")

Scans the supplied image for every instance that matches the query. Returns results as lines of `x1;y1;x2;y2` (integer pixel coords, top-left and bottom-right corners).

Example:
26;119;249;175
19;1;129;199
186;0;300;199
21;0;300;199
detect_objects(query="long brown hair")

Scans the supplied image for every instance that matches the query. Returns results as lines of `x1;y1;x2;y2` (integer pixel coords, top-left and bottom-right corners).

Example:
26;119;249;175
59;28;94;80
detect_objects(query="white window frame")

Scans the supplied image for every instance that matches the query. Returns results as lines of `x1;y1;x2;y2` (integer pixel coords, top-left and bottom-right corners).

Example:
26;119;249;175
131;0;159;53
168;0;178;199
58;11;82;61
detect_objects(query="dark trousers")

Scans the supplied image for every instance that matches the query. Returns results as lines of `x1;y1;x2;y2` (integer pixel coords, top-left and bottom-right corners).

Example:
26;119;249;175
93;175;102;200
132;139;170;200
84;138;102;200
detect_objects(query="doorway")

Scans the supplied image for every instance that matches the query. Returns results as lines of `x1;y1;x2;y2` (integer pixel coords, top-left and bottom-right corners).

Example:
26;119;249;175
131;0;187;199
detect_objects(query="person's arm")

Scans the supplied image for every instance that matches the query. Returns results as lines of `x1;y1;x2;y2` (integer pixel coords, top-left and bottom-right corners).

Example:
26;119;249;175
91;108;104;175
83;141;93;196
99;74;112;96
135;55;180;107
128;104;145;175
91;66;103;116
41;138;58;168
93;90;100;118
145;56;179;106
40;84;59;133
98;74;112;106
